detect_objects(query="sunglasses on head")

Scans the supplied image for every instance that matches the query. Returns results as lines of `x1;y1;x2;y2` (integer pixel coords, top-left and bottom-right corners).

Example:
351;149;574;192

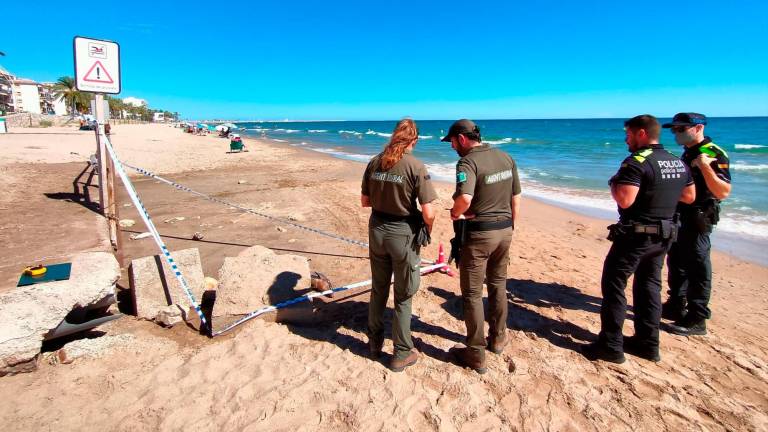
671;125;693;133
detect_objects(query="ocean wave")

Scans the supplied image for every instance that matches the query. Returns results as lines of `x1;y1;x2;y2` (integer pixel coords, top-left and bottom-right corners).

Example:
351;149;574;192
484;138;513;145
418;135;434;139
245;127;270;132
366;130;392;138
424;163;456;181
308;147;373;163
734;144;766;150
717;213;768;238
339;130;363;136
271;138;288;143
731;163;768;171
523;185;617;213
308;129;328;133
273;128;300;133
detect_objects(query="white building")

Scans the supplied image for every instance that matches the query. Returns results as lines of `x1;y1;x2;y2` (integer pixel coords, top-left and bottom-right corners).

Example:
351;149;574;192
11;78;42;114
39;83;67;115
153;112;165;122
123;97;147;107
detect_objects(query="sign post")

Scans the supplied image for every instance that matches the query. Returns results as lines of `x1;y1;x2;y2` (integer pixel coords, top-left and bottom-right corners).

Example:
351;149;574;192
74;36;121;249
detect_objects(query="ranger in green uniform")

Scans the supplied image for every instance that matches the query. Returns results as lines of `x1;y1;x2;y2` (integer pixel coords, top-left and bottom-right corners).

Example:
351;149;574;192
443;119;522;374
361;118;437;372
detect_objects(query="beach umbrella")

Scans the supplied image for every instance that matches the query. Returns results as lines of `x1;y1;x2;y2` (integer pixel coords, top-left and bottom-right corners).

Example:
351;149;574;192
197;123;208;128
215;125;228;131
221;123;237;128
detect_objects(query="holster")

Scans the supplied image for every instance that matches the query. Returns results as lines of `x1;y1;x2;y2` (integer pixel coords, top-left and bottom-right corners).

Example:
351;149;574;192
414;223;431;248
660;218;679;242
686;200;719;234
606;223;626;242
449;219;468;264
410;209;431;248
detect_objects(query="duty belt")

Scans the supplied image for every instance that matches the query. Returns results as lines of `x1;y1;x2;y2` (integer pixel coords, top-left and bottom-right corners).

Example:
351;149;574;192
372;210;416;223
467;219;513;232
632;224;660;235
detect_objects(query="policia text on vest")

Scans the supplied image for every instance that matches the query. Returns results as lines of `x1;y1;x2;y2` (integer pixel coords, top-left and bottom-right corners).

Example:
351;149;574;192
582;115;696;364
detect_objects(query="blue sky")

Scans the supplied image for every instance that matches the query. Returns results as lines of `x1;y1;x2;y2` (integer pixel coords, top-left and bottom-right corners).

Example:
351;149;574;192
2;0;767;120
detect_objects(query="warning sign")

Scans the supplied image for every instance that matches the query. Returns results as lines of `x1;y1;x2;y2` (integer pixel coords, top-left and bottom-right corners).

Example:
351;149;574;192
74;36;121;94
83;61;114;84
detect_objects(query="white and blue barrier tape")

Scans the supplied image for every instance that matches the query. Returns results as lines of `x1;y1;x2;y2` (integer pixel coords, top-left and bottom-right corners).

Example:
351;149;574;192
105;135;446;336
211;262;447;336
101;132;211;334
120;162;371;249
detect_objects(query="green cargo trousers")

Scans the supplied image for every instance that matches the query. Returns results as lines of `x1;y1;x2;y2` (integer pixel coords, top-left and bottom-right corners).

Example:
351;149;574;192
459;226;513;358
368;216;421;361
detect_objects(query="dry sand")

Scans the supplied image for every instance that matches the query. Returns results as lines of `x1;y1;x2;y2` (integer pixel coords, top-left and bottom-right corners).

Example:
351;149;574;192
0;124;766;431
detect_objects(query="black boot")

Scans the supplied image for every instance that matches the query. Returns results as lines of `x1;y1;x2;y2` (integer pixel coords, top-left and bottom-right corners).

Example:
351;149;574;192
668;317;707;336
580;342;626;364
661;297;687;321
623;335;661;362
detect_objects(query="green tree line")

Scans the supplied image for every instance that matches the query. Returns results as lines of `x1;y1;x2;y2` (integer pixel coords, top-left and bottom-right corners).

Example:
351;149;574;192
52;75;178;121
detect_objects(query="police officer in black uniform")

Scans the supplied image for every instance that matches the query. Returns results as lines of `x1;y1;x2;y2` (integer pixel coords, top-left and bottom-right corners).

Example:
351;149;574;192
582;115;695;363
662;113;732;336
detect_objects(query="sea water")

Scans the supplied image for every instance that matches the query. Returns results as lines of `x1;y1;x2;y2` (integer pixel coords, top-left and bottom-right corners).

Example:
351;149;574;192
236;117;768;264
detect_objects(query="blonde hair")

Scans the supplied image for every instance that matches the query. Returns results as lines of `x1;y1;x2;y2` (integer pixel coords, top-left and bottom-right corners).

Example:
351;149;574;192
380;118;418;170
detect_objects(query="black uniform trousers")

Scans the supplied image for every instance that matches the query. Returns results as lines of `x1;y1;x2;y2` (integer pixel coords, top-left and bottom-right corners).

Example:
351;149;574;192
666;223;712;321
599;234;670;352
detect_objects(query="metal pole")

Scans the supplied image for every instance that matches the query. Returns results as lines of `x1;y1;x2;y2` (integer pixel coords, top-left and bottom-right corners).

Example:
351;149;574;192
94;93;117;248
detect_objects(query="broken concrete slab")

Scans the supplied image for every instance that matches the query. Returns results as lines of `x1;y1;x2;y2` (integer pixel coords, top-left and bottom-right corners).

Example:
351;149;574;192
129;247;206;323
0;252;120;375
156;305;183;327
214;245;311;318
51;334;135;365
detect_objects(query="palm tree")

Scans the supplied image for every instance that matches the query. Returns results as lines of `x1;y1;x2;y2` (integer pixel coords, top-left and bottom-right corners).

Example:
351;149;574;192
52;76;90;118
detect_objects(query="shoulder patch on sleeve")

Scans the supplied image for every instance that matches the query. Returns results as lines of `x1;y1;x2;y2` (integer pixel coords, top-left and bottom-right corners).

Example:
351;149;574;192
456;172;467;183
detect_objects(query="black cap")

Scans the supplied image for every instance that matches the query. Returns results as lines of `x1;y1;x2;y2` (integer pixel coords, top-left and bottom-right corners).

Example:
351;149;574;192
662;113;707;128
441;119;480;142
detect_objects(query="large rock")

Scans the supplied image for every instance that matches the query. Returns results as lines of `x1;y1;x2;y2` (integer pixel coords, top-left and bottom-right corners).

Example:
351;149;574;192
129;248;206;323
214;246;311;319
0;252;119;375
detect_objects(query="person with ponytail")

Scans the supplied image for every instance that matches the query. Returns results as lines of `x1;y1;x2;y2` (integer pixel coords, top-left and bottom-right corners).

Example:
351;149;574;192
360;118;437;372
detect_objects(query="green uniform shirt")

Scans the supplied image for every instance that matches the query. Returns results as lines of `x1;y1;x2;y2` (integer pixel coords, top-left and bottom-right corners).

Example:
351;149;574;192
454;144;521;222
362;149;437;217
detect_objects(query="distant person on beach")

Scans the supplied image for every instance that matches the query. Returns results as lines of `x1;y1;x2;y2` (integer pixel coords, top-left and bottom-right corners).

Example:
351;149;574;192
662;113;731;336
444;119;521;374
360;118;437;372
582;115;695;364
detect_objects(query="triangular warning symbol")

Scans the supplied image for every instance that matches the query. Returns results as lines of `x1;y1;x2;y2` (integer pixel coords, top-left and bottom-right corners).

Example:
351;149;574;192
83;61;114;84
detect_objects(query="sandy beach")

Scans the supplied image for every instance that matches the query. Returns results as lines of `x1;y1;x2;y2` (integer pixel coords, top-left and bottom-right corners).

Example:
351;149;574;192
1;123;767;431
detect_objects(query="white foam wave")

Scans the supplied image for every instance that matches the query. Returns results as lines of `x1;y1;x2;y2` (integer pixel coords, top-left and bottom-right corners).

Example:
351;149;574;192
366;130;392;138
271;138;288;143
735;144;766;150
245;127;270;132
418;135;434;139
339;130;363;136
424;163;456;181
717;213;768;238
525;186;617;213
308;129;328;133
273;128;300;133
731;163;768;171
308;147;373;163
484;138;513;145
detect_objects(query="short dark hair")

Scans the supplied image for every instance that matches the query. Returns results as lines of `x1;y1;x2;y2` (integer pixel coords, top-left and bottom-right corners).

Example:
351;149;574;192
624;115;660;140
461;131;481;142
